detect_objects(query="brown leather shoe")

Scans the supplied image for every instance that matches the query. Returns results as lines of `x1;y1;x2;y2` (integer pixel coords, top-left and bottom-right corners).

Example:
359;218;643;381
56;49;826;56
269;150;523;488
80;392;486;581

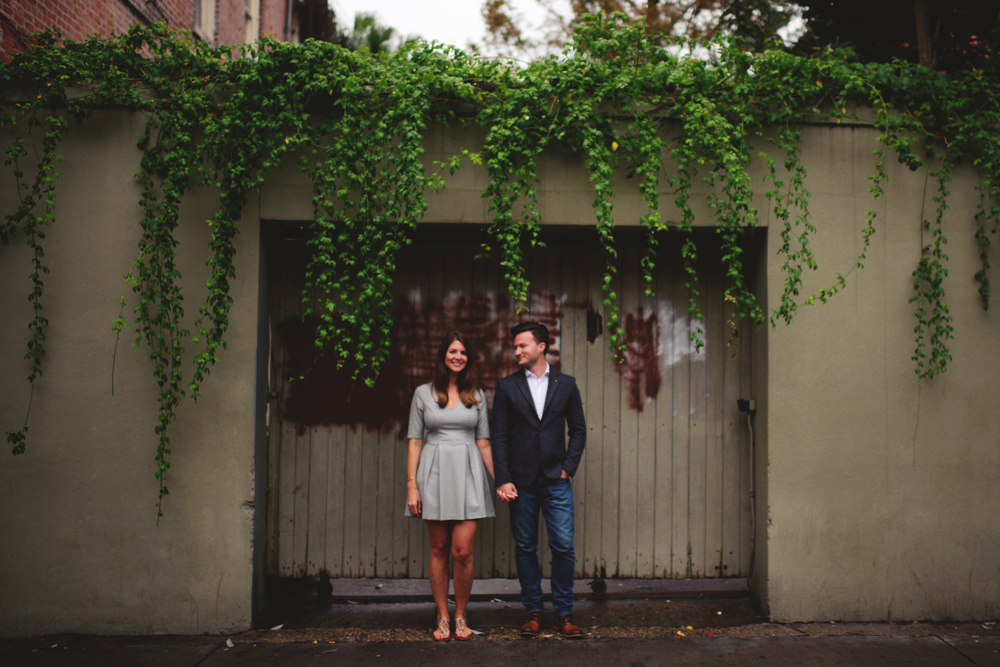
520;612;542;637
554;615;584;639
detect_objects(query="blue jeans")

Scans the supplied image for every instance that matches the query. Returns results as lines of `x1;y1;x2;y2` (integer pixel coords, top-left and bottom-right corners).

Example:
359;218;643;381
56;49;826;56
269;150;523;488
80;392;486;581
509;474;575;616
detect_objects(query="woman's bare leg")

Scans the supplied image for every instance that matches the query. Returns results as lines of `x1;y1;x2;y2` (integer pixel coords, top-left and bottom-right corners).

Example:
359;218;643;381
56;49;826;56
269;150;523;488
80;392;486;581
426;520;452;639
450;519;478;636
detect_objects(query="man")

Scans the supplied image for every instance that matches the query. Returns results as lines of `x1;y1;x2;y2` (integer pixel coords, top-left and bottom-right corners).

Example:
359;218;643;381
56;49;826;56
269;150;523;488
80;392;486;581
492;321;587;639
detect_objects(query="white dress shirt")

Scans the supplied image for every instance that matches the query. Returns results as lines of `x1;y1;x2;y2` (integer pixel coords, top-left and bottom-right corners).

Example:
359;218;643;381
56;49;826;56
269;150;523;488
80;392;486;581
525;363;550;419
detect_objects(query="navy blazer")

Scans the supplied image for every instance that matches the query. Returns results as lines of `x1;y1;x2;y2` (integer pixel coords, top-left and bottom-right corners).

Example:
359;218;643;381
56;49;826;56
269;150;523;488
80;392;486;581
491;367;587;488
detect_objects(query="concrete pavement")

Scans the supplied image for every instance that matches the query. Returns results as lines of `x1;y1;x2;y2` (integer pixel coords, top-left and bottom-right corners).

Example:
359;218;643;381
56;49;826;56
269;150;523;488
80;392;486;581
5;633;1000;666
3;579;998;665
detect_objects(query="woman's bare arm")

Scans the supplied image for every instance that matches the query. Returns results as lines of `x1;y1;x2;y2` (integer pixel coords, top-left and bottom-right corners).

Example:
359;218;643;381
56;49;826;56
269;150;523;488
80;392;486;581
406;438;423;516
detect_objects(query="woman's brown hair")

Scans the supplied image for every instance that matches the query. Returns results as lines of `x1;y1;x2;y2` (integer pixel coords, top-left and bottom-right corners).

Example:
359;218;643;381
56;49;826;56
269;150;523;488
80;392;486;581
432;331;481;408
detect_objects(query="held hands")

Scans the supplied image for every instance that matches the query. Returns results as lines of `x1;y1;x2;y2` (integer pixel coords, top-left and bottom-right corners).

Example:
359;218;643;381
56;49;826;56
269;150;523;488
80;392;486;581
497;472;567;502
497;483;517;503
407;481;421;517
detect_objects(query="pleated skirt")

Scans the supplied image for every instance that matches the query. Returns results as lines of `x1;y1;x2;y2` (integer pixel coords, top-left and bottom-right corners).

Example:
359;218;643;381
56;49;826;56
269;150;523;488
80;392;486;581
405;441;495;521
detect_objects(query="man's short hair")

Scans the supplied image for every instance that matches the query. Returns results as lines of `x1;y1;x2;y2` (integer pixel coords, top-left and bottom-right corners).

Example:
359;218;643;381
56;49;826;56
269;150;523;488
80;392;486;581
511;321;550;350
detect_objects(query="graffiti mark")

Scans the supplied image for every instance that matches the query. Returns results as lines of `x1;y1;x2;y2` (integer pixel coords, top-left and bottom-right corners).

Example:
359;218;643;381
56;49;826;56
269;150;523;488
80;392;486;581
657;303;707;367
395;289;562;407
614;304;707;412
276;290;564;431
276;316;401;433
618;309;662;411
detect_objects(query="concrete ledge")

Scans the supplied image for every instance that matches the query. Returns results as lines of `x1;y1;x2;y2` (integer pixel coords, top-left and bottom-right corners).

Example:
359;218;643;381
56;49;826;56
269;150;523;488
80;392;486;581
272;577;750;604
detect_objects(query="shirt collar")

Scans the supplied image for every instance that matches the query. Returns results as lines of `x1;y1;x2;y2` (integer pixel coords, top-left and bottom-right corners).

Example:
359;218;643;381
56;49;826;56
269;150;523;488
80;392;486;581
525;363;550;381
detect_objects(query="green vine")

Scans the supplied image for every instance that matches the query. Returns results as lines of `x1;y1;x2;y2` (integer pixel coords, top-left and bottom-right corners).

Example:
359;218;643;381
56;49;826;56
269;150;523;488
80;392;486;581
629;113;665;298
1;110;64;454
974;185;992;309
765;124;814;326
911;167;954;378
3;15;1000;513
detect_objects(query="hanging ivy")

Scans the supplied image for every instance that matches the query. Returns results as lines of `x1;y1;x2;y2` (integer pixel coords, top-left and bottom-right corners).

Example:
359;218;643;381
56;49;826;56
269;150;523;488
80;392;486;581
2;15;999;514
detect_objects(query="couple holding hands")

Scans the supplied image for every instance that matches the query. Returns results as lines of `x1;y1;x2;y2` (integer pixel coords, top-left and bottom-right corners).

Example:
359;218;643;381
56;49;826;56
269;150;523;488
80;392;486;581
405;322;587;641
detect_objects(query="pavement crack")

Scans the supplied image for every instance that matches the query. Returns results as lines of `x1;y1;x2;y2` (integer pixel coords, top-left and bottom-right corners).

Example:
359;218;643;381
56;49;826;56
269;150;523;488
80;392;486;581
937;635;992;667
191;642;226;666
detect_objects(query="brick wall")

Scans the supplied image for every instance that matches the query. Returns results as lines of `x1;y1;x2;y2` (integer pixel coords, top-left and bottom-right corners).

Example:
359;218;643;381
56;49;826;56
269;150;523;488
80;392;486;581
214;0;244;47
1;0;288;59
259;0;287;40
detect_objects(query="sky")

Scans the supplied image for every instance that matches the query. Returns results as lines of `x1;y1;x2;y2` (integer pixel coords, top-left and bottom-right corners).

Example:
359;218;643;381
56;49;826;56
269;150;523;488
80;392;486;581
328;1;805;55
330;0;561;51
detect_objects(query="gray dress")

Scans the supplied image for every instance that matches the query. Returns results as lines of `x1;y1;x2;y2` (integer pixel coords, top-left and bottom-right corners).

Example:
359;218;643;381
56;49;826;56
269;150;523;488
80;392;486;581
405;384;495;521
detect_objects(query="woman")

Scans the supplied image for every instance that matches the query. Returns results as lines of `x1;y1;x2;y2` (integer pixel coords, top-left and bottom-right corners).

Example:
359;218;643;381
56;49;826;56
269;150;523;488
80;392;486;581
406;332;495;641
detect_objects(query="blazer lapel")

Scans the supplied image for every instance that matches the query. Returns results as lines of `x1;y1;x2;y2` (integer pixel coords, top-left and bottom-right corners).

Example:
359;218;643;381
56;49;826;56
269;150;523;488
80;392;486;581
512;369;538;421
541;368;561;418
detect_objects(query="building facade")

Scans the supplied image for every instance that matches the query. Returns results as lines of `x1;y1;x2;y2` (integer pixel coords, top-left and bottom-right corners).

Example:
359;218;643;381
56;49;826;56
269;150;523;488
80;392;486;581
2;109;998;636
0;0;331;59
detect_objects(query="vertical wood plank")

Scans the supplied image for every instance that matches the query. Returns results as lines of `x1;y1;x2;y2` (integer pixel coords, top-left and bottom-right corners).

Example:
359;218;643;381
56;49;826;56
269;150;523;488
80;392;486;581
390;248;415;578
687;248;710;578
567;240;590;579
290;393;311;575
489;243;514;578
556;242;574;382
371;267;398;577
583;244;605;578
374;425;395;577
322;304;347;575
392;429;410;578
671;250;691;578
600;247;622;576
704;255;726;578
470;242;497;579
403;243;425;578
653;245;675;577
617;246;640;577
305;420;329;575
324;426;346;575
266;390;280;576
275;259;300;577
288;274;312;577
341;424;363;576
357;424;379;576
305;310;333;577
265;254;288;576
396;249;412;579
635;247;659;577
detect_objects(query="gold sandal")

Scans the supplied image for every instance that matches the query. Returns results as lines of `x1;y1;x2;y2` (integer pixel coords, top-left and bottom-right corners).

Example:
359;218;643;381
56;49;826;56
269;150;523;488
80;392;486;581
433;617;451;642
455;617;473;641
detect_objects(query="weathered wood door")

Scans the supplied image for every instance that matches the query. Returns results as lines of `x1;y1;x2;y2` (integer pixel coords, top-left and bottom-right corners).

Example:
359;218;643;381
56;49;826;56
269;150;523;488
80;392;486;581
266;229;754;579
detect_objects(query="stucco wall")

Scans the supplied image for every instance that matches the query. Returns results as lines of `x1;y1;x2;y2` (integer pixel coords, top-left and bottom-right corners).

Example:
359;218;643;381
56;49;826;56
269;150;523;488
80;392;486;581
762;125;1000;621
0;111;262;636
1;110;998;636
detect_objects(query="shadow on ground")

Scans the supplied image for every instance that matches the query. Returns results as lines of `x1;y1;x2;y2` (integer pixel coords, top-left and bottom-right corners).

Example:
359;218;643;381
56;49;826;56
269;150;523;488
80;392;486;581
254;577;767;642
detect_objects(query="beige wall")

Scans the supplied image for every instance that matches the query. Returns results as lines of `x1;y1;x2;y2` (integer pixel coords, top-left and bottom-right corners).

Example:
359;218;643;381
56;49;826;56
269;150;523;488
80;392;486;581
1;111;998;636
0;112;262;636
762;125;1000;621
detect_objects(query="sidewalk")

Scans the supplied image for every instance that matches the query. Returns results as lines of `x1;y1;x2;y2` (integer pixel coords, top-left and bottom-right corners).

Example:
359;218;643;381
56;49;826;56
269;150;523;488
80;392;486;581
4;579;998;666
6;631;999;666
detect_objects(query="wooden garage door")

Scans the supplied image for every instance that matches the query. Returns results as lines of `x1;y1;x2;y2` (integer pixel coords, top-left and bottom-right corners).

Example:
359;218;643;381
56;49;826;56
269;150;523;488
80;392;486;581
266;229;754;579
